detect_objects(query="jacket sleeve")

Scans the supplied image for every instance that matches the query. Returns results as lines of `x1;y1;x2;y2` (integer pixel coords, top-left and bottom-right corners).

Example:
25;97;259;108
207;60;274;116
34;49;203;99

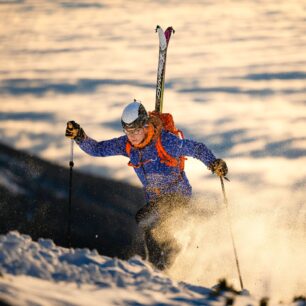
161;131;216;167
76;135;129;157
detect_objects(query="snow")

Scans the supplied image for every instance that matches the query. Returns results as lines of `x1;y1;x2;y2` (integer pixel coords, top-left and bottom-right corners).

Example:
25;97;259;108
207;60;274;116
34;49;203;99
0;225;304;305
0;231;256;306
0;0;306;304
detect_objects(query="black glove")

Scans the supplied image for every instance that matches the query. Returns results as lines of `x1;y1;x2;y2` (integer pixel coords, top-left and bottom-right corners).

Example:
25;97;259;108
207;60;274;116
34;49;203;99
208;159;228;177
65;121;85;141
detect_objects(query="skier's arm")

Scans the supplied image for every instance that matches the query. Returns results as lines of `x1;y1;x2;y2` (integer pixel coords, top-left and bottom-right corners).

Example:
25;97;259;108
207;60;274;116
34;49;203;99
161;131;216;166
65;121;128;157
161;131;228;176
178;138;217;166
77;136;128;157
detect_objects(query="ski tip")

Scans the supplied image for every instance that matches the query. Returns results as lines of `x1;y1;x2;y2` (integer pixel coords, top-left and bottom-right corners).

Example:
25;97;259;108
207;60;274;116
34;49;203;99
164;26;175;43
166;26;175;34
156;25;175;35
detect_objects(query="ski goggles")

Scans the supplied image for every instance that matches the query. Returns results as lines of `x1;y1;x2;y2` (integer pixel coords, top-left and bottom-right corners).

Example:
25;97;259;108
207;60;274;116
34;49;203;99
123;127;145;136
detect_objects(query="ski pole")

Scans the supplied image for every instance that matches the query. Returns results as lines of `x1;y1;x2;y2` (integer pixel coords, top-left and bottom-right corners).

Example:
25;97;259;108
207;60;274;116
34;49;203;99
67;139;74;247
220;176;244;291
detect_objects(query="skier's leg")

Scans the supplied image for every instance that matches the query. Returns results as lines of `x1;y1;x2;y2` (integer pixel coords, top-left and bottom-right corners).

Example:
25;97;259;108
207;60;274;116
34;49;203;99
135;194;190;269
135;203;159;261
152;193;191;269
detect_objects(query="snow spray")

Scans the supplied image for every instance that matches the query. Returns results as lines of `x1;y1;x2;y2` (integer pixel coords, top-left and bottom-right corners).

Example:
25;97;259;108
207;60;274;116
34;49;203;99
162;189;306;302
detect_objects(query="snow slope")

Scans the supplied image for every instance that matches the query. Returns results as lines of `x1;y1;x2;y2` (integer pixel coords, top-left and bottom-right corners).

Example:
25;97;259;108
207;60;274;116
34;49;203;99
0;231;260;306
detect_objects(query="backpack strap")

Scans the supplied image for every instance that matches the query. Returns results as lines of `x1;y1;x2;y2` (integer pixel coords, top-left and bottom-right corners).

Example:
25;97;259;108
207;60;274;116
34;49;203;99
156;134;186;172
126;136;185;171
156;135;179;168
126;141;132;156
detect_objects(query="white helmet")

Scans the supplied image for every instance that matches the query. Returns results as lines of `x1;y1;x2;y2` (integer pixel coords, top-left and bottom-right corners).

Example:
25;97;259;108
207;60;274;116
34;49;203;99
121;100;148;129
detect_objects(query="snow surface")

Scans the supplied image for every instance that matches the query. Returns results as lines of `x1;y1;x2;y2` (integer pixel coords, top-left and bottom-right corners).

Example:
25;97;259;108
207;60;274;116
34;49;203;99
0;231;259;306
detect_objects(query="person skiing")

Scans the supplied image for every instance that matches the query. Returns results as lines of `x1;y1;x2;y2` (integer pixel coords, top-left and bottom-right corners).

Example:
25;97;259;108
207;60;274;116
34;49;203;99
65;100;228;269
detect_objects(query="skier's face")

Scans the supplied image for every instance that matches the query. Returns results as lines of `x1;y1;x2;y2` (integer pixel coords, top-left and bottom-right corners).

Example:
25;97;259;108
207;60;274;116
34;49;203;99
125;127;147;145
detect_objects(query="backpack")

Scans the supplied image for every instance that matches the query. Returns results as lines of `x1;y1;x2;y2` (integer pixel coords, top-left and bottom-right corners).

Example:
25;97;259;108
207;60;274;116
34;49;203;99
126;111;186;172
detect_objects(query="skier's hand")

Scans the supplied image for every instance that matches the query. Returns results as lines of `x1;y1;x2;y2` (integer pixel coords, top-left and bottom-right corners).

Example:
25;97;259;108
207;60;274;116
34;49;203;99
65;121;85;141
208;159;228;177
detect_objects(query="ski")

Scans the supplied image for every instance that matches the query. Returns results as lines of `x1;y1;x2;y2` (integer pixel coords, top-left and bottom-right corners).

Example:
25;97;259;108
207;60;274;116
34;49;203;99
155;25;175;113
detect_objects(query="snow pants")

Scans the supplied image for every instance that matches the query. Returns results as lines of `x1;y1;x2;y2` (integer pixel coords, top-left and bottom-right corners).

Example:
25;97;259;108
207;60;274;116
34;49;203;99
135;193;190;270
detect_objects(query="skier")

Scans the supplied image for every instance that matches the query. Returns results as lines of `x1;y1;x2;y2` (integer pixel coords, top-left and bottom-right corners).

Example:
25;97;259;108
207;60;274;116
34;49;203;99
65;100;228;269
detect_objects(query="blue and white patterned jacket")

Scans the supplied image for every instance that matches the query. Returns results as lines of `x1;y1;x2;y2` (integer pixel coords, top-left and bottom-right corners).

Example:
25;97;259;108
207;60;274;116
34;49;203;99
77;130;216;203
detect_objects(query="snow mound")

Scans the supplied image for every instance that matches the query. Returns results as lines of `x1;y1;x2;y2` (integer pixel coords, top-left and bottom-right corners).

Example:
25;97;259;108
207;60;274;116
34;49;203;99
1;232;303;306
0;232;169;288
0;231;224;305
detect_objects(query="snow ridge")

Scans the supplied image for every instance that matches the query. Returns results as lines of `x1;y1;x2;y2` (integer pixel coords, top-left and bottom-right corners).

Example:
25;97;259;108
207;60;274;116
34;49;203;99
0;232;304;305
0;232;218;305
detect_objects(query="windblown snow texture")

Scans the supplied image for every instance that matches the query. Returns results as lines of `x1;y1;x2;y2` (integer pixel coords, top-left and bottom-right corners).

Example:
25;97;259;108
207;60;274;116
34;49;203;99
0;231;254;306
